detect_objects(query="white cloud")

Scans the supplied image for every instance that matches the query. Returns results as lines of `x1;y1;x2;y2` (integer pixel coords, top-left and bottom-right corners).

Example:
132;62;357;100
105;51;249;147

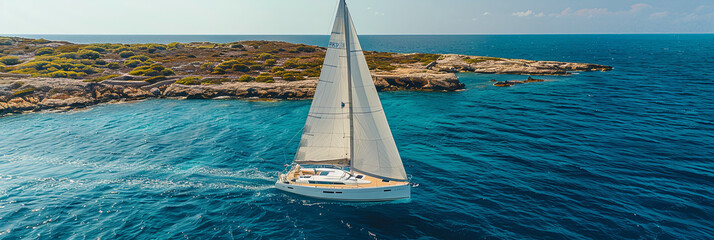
551;3;653;17
628;3;652;14
695;5;713;12
575;8;609;17
512;10;544;17
650;11;668;18
482;12;491;16
512;10;533;17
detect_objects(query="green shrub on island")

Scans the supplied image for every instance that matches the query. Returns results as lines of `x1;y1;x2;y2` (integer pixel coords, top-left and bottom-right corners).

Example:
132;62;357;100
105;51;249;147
303;68;320;77
167;42;184;49
198;44;216;49
200;62;214;71
231;44;244;49
107;62;120;69
12;88;36;97
148;44;167;51
464;56;502;64
256;74;273;82
296;45;316;52
89;43;120;50
175;76;201;85
31;39;50;44
57;52;78;59
232;64;249;72
0;56;20;65
112;47;130;53
84;74;119;82
94;59;107;66
275;70;304;81
211;67;226;75
294;58;321;69
271;66;284;73
258;53;275;60
409;53;441;64
124;60;142;68
214;60;254;73
82;46;106;53
0;37;13;45
238;75;254;82
265;59;276;66
128;55;151;62
55;45;82;53
161;68;174;76
282;58;299;69
249;65;264;70
216;60;240;68
35;47;54;56
48;70;86;78
144;44;167;54
364;53;396;71
144;75;167;84
128;64;173;76
78;50;102;59
10;58;98;78
119;51;135;58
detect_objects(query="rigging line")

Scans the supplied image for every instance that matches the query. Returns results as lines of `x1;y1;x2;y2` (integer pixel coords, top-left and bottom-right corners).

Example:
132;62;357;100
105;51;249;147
282;125;305;164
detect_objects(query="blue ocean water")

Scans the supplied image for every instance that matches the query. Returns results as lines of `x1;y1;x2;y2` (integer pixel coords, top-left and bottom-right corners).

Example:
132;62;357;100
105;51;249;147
1;34;713;239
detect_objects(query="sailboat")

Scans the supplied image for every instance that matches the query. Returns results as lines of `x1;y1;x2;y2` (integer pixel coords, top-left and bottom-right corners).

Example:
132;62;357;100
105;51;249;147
275;0;410;201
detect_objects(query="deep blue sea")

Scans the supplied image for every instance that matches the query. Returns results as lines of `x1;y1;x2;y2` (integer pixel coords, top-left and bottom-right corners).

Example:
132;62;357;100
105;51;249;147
1;34;713;239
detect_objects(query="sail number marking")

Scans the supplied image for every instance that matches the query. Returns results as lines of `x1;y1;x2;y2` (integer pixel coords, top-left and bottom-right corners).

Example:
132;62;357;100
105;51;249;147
328;42;345;49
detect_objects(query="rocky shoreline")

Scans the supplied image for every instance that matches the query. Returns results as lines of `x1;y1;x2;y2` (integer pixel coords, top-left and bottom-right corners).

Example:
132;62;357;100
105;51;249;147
0;72;465;116
0;37;612;117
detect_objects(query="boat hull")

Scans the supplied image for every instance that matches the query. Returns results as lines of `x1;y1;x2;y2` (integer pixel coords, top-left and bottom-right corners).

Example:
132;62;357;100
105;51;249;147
275;182;410;201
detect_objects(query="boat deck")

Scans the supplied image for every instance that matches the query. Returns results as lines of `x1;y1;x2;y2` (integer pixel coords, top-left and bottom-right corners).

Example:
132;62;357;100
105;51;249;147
285;170;407;189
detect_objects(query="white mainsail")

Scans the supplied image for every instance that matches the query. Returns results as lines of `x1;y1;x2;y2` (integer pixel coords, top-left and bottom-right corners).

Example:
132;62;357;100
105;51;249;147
294;0;407;181
293;0;350;166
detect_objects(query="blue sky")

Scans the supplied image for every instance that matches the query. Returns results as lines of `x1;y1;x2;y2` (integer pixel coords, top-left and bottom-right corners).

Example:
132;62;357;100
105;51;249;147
0;0;712;34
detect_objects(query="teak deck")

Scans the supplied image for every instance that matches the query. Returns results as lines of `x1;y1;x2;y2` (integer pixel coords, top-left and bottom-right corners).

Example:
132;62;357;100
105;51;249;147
286;170;407;189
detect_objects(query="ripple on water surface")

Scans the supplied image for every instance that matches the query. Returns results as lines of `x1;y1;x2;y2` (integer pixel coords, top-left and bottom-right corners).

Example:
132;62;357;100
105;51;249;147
1;34;713;239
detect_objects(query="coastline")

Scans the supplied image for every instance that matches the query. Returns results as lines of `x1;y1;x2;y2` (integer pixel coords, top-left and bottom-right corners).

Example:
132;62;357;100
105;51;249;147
0;36;612;117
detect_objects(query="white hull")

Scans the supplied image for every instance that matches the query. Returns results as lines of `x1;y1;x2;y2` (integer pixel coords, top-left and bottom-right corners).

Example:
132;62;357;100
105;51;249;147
275;181;410;201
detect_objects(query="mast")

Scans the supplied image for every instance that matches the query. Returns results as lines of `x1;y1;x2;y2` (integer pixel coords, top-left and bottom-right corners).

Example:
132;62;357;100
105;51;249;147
343;0;355;172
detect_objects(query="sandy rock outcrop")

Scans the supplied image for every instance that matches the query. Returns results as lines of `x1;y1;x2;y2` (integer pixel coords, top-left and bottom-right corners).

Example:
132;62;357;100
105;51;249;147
432;54;612;75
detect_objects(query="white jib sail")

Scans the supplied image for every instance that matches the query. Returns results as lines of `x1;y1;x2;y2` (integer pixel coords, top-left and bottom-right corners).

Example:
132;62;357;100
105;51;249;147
295;0;407;181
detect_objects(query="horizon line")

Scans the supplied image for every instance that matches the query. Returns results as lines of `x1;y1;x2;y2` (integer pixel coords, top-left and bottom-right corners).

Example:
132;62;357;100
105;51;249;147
3;32;714;36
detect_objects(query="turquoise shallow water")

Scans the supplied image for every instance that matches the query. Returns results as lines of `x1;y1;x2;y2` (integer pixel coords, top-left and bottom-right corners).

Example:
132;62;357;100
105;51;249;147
1;35;713;239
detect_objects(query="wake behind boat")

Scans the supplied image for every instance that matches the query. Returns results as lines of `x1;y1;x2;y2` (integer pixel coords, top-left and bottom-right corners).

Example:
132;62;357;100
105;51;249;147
275;0;410;201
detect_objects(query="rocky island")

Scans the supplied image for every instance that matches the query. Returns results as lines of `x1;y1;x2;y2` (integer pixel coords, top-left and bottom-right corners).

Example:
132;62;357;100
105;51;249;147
0;36;612;116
